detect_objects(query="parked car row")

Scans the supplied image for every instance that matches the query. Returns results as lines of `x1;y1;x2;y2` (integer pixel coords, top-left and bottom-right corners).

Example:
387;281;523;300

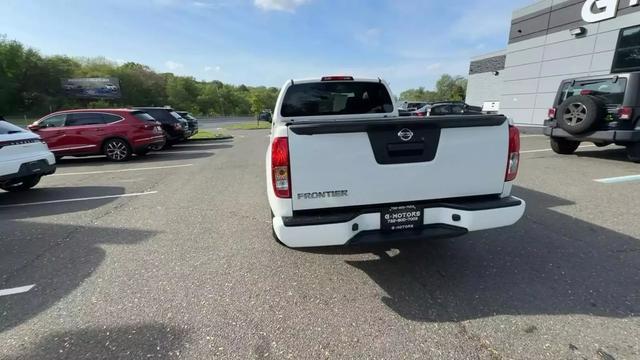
26;106;199;162
0;107;200;192
399;101;483;117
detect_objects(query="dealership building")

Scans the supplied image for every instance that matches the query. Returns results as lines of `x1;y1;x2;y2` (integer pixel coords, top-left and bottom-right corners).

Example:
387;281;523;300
466;0;640;125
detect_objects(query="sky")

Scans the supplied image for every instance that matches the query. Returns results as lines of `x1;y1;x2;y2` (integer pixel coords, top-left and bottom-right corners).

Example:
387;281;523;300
1;0;532;94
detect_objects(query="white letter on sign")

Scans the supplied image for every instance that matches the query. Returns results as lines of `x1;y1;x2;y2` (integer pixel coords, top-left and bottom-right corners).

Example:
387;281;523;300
582;0;619;23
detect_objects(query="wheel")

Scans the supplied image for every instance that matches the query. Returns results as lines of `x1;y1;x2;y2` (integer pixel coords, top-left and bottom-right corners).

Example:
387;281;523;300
148;144;163;151
556;95;605;134
103;138;132;162
627;143;640;163
0;175;41;192
550;137;580;155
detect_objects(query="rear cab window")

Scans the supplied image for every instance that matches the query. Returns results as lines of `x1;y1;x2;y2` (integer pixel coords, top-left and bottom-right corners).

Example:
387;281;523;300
281;81;393;118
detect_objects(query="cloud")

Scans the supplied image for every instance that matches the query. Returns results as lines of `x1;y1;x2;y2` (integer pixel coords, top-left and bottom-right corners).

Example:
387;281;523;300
152;0;234;9
204;66;221;72
354;28;382;47
191;0;234;8
254;0;310;12
165;61;185;71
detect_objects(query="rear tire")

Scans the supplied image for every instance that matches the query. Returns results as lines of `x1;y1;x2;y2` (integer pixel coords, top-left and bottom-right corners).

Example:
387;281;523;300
556;95;605;134
1;175;41;192
627;143;640;163
550;137;580;155
103;138;132;162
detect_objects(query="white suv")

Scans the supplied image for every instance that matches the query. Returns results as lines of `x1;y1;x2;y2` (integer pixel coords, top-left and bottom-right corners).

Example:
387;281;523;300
0;120;56;192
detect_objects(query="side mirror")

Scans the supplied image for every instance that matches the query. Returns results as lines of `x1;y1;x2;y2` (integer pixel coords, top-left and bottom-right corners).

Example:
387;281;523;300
28;124;41;131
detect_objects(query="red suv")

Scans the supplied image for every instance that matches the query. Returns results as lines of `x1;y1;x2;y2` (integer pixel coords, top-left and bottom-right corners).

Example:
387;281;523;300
28;109;165;161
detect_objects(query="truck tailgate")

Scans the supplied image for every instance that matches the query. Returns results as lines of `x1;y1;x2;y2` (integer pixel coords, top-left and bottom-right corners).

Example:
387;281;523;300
287;116;509;211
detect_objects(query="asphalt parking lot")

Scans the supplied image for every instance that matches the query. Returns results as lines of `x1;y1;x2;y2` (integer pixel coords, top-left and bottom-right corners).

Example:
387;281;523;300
1;130;639;360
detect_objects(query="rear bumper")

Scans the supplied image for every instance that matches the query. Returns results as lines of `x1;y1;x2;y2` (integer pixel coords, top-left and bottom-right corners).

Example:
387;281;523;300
133;135;166;151
273;196;526;248
0;153;56;185
543;124;640;143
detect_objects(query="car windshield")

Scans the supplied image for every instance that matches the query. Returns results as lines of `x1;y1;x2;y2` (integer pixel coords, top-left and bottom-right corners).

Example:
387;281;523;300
0;120;25;134
281;81;393;117
559;78;628;105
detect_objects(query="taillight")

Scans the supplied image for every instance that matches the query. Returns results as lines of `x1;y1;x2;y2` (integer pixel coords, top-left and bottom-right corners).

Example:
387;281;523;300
548;108;557;119
506;125;520;182
414;112;426;117
271;137;291;198
618;106;633;120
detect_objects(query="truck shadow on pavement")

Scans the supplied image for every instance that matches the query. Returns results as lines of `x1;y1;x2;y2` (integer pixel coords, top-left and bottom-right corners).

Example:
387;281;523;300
343;186;640;322
171;143;234;151
574;147;629;163
0;186;125;220
0;187;160;333
5;323;188;360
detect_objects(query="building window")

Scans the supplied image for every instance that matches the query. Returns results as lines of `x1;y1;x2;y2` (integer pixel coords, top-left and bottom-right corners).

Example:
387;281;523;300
612;25;640;73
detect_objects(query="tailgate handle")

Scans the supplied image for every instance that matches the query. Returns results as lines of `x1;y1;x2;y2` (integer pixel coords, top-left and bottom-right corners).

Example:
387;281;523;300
387;142;424;157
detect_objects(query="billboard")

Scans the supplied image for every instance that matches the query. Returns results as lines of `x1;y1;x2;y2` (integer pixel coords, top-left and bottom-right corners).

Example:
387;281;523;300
61;77;122;99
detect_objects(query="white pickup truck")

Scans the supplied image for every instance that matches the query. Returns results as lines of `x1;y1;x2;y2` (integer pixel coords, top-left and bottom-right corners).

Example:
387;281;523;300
266;76;525;248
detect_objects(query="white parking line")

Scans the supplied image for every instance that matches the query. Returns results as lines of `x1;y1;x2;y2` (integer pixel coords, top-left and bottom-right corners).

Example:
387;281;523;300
173;143;221;147
52;164;193;177
0;191;158;209
521;145;596;154
595;174;640;184
159;150;214;154
0;284;35;297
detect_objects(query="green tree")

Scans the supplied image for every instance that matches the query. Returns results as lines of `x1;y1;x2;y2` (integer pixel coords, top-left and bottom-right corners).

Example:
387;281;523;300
165;75;199;112
399;74;468;102
116;62;167;106
0;36;283;117
249;87;278;115
435;74;467;101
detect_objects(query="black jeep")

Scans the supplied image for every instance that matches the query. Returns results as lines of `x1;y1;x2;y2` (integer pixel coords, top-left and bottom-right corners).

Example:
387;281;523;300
543;72;640;162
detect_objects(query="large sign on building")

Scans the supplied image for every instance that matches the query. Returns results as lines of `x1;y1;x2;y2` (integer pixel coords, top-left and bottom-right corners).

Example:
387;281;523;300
61;78;122;99
582;0;639;23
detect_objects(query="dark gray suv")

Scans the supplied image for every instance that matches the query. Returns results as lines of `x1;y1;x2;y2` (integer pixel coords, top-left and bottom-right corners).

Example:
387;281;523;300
543;72;640;162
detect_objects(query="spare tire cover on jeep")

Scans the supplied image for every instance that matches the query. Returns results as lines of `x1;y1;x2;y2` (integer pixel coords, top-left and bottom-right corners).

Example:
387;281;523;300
556;95;606;134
